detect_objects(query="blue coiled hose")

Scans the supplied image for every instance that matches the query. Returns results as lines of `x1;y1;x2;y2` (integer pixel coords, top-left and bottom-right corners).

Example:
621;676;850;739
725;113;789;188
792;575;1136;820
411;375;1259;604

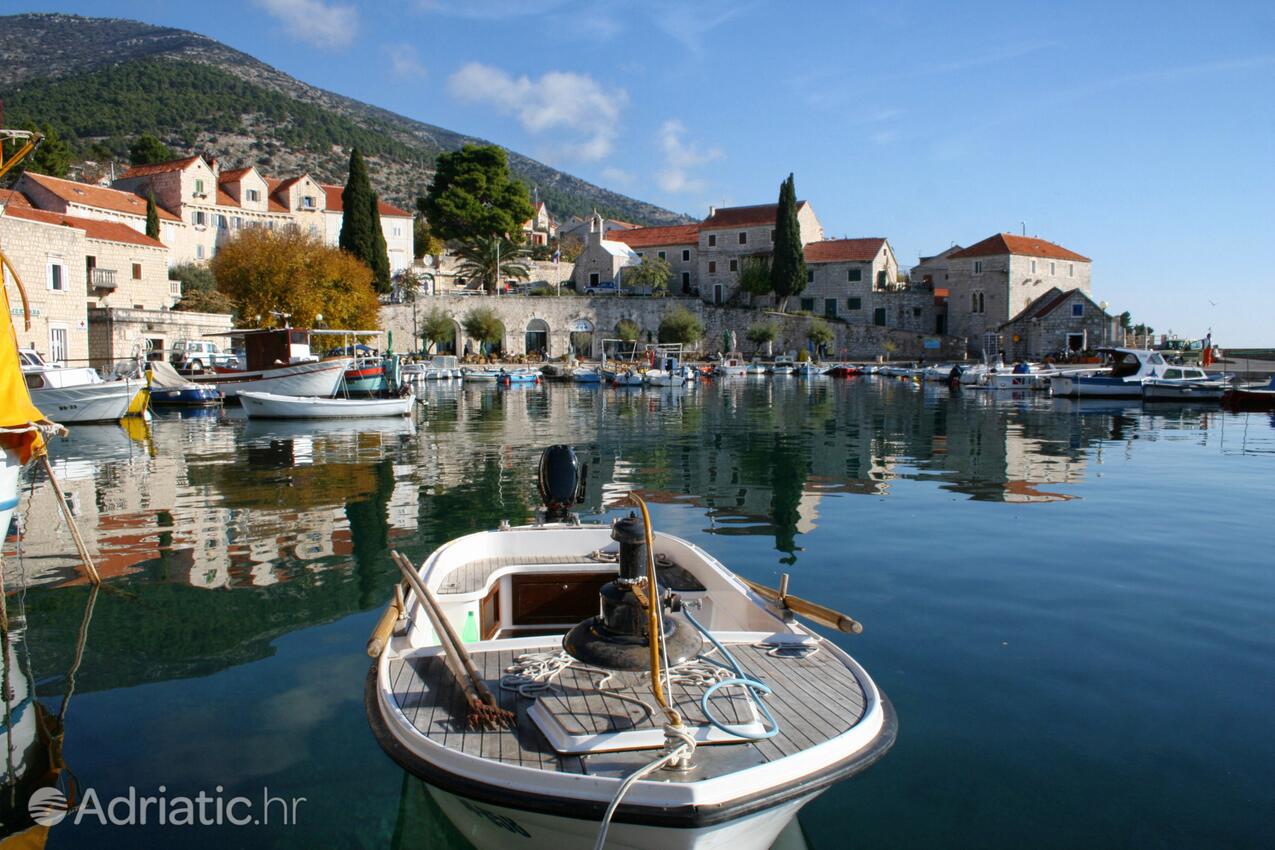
682;608;780;740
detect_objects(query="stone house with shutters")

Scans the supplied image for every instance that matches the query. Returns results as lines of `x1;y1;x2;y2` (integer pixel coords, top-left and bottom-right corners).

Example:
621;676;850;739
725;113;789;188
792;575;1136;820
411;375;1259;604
944;233;1093;354
798;238;900;324
607;224;701;295
697;202;824;305
999;287;1119;361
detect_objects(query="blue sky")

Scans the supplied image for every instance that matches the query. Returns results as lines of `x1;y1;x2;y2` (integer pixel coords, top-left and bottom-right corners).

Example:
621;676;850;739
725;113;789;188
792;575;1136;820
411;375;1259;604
11;0;1275;344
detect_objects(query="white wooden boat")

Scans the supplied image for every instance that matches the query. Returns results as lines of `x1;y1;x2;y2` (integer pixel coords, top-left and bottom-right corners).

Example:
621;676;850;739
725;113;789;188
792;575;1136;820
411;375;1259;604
1051;348;1167;398
768;356;796;375
573;367;603;383
239;390;414;419
986;368;1055;391
746;362;768;376
463;369;501;383
794;362;823;377
365;447;894;850
714;357;747;377
1;445;19;540
405;355;461;380
197;359;349;399
646;367;695;386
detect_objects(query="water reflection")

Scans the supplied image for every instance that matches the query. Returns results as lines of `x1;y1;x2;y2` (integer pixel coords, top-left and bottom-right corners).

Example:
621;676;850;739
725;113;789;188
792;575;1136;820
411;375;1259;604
5;383;1254;595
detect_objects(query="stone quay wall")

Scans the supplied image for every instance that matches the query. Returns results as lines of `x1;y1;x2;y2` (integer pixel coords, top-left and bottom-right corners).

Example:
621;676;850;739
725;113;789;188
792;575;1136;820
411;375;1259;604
381;295;966;361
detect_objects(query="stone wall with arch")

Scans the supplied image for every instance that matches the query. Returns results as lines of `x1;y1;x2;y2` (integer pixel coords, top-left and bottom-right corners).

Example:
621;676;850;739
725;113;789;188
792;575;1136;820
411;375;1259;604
381;295;966;361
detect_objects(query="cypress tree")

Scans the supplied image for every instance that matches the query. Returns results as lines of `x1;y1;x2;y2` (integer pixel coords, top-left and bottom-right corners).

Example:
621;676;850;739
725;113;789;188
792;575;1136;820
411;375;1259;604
145;190;160;240
368;192;391;293
339;148;376;269
769;173;807;312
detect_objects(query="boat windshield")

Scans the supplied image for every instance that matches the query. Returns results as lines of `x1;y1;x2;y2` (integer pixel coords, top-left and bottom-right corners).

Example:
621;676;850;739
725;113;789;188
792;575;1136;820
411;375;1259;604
1109;352;1143;378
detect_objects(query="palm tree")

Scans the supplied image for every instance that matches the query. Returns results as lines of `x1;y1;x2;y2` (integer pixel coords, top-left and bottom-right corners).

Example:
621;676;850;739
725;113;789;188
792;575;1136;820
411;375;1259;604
454;235;531;294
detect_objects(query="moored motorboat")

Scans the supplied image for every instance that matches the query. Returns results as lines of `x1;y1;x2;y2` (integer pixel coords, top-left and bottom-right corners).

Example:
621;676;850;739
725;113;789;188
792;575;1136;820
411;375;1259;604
20;350;140;423
745;361;768;376
365;447;895;850
611;370;644;386
501;368;541;385
768;355;796;375
147;361;222;406
239;390;414;419
463;368;501;383
573;367;603;383
1050;348;1168;398
1221;374;1275;410
1142;366;1228;402
824;365;861;378
714;357;747;377
794;362;823;377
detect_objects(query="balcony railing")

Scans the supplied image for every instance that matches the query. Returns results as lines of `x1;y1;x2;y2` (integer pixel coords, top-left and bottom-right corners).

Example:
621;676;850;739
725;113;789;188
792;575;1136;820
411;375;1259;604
89;267;117;290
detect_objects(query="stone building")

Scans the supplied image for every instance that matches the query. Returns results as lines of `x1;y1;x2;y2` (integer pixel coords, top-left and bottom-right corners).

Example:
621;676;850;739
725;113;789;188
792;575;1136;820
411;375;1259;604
799;238;900;323
521;201;557;246
944;233;1092;354
697;202;824;305
909;244;962;288
608;224;701;295
570;213;640;290
999;287;1119;361
558;215;634;246
15;171;187;252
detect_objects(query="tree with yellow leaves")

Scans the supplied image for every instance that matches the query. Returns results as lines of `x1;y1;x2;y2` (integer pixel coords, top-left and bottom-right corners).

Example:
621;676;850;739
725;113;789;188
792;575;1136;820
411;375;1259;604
211;226;381;330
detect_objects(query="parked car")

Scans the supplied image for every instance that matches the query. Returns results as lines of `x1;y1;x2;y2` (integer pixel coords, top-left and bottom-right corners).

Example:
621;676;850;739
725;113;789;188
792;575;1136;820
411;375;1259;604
584;280;620;295
171;339;238;371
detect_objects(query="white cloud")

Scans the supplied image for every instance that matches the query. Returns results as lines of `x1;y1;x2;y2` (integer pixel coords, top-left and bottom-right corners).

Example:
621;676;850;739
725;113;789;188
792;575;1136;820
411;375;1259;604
387;44;427;79
254;0;357;49
446;63;627;162
656;120;721;193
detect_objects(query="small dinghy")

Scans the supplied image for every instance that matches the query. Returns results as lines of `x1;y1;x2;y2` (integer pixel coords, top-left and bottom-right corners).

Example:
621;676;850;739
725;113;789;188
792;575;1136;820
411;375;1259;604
147;361;222;407
366;447;895;850
239;390;414;419
611;370;644;387
573;367;603;383
1222;374;1275;410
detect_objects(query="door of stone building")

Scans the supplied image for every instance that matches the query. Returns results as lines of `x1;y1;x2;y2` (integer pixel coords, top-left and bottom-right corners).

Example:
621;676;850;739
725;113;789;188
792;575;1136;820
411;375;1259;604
713;284;723;305
1067;332;1086;352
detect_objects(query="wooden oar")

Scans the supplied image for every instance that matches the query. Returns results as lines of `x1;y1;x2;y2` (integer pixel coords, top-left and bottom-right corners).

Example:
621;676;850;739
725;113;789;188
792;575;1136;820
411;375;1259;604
389;551;513;729
741;575;864;634
366;582;405;657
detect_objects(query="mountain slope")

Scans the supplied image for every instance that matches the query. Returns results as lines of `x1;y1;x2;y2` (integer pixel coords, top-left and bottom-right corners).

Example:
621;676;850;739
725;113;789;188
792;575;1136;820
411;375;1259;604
0;12;686;225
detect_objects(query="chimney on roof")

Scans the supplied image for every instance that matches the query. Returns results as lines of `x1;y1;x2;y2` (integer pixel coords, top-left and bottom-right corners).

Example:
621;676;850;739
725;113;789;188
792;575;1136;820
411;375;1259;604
708;205;716;217
208;156;219;177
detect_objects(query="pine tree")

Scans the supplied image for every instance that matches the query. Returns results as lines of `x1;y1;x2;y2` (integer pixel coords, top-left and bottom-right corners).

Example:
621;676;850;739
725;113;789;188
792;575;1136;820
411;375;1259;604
145;191;160;240
769;173;807;312
339;147;377;275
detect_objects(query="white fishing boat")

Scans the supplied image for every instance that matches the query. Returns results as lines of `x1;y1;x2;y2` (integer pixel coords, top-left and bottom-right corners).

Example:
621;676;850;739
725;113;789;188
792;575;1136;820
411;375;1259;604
986;367;1054;391
646;367;696;386
745;361;768;376
404;355;461;380
239;390;414;419
1050;348;1168;398
768;355;796;375
611;370;644;387
794;362;823;377
573;367;603;383
714;356;747;377
365;447;895;850
190;328;349;398
1142;367;1228;401
463;368;502;383
19;350;140;423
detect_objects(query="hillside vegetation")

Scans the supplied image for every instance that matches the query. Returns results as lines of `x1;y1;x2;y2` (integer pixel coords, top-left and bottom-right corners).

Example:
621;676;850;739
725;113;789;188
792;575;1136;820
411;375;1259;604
0;12;687;225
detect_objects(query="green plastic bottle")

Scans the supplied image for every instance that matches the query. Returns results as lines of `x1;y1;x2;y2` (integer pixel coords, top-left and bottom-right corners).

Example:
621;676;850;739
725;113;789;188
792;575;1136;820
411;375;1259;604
461;610;480;643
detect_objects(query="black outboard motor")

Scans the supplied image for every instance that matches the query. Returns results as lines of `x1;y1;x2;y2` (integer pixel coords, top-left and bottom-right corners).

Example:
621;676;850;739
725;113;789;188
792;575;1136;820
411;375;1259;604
563;513;701;671
538;445;581;522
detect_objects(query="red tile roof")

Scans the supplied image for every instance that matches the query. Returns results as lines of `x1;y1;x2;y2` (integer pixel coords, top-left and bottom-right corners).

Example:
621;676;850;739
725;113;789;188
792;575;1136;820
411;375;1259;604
21;172;181;221
609;224;700;248
117;155;203;179
4;206;166;248
218;167;254;182
702;201;807;229
0;189;31;208
320;185;412;217
950;233;1090;262
1003;287;1101;326
803;237;886;264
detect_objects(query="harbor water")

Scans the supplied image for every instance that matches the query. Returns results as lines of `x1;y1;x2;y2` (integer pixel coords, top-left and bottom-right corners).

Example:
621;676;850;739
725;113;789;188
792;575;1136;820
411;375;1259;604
4;377;1273;848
